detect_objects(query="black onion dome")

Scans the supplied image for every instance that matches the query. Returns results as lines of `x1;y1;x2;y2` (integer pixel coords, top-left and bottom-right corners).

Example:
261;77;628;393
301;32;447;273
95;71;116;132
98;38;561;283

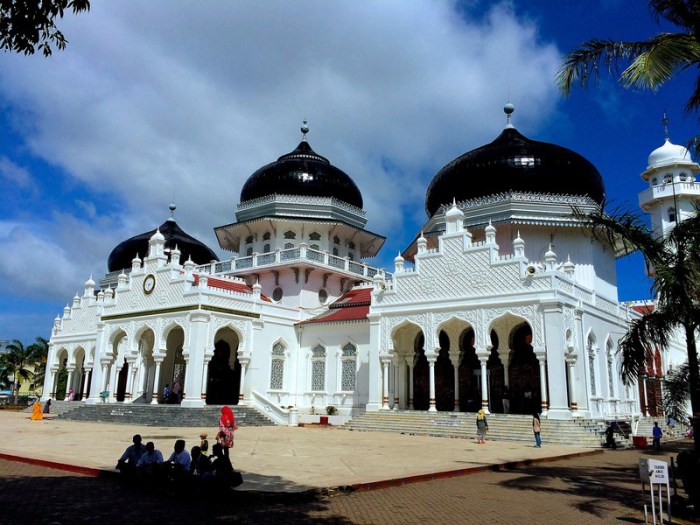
425;127;605;217
107;219;219;272
240;140;363;209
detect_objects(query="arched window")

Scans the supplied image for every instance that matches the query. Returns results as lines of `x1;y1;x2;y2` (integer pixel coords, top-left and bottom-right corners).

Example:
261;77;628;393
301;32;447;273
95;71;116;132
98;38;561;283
270;343;286;390
263;232;271;241
663;173;673;184
263;243;271;253
680;172;688;181
311;345;326;391
332;247;339;256
341;343;357;391
606;340;616;398
668;207;676;223
284;242;294;250
309;231;321;241
246;247;253;256
587;335;597;396
333;235;340;245
310;244;320;251
284;230;296;240
172;347;186;390
348;242;355;250
652;177;658;186
245;235;254;244
348;252;354;261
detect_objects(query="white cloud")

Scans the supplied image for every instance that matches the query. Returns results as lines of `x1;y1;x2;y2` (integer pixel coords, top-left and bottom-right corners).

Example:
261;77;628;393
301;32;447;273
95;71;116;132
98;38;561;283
0;0;563;296
0;156;33;189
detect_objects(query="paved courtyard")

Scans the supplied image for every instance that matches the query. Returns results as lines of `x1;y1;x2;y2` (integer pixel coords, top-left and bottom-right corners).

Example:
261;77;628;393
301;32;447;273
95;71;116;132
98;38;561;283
0;411;695;524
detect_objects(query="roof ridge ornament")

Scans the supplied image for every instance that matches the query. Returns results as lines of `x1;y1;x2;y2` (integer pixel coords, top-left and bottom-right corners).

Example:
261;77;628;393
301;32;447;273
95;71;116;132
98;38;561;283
301;119;309;142
662;111;669;142
168;202;177;222
504;102;515;129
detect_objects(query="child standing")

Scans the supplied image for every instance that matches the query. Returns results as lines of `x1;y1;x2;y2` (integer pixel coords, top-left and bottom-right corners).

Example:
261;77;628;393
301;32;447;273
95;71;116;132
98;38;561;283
200;432;209;455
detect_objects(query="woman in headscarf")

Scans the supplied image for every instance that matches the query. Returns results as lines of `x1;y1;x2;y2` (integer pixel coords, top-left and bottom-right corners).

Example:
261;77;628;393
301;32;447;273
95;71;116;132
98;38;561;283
30;400;43;420
217;406;238;456
475;409;488;444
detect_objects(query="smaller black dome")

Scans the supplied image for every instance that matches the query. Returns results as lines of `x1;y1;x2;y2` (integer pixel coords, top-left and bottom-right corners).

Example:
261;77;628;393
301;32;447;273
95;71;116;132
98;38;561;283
425;127;605;217
107;219;218;273
240;140;363;209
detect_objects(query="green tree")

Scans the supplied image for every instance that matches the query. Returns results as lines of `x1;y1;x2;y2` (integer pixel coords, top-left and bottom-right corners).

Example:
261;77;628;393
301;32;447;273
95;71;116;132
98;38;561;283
27;337;49;394
557;0;700;113
0;0;90;57
0;338;44;404
580;206;700;452
664;361;691;424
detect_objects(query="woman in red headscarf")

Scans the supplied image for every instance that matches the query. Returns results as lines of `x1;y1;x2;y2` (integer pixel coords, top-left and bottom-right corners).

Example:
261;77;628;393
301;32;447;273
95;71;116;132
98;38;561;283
217;406;238;456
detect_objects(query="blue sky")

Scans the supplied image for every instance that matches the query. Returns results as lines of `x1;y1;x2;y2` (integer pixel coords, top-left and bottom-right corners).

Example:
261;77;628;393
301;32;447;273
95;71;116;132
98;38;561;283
0;1;697;345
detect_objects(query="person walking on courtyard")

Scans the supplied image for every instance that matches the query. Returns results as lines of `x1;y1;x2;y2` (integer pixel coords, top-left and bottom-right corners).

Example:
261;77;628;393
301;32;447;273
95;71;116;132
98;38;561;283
605;423;617;449
42;399;51;414
218;406;238;456
476;409;488;444
652;422;663;450
30;400;43;420
532;413;542;448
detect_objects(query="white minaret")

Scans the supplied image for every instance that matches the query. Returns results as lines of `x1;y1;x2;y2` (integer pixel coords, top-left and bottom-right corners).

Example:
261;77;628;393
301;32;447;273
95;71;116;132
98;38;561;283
638;114;700;238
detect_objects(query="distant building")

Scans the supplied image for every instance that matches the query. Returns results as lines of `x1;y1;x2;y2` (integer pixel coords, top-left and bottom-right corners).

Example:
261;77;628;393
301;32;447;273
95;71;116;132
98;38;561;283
42;108;692;422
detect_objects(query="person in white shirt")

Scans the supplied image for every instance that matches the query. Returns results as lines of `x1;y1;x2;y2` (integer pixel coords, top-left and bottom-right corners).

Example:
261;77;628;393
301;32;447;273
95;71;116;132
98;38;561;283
136;441;164;471
166;439;191;471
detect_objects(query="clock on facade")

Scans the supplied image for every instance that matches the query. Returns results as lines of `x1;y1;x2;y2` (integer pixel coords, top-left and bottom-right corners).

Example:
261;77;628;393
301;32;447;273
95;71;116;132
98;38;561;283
143;274;156;295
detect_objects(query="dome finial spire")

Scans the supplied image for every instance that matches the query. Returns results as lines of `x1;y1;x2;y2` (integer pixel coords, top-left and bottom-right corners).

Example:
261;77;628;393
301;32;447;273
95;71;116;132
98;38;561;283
168;202;177;221
301;119;309;141
662;111;670;141
504;102;515;129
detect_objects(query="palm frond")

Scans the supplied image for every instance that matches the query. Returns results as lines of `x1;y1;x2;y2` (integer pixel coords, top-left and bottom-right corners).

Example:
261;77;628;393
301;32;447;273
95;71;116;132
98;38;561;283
649;0;699;32
620;33;700;90
619;310;674;384
558;39;662;95
663;361;690;423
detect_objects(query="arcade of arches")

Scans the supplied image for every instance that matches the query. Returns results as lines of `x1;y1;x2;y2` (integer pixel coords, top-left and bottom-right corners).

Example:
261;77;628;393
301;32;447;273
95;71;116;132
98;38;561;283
384;316;547;414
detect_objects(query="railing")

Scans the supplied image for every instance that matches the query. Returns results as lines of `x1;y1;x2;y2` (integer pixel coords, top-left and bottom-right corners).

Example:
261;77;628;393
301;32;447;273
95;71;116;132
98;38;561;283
196;246;392;280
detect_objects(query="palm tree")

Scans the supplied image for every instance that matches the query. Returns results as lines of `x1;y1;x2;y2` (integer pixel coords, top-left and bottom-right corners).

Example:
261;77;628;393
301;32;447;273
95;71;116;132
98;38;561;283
557;1;700;114
27;337;49;395
0;339;43;405
579;205;700;452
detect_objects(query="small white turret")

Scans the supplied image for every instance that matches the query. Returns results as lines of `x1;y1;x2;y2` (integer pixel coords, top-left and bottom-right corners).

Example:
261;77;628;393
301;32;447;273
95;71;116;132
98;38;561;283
117;271;128;289
445;199;465;234
544;244;556;271
513;231;525;258
170;244;181;266
72;293;80;308
394;251;405;273
83;275;96;297
147;228;168;267
417;232;427;255
485;220;496;245
563;255;575;277
132;254;142;271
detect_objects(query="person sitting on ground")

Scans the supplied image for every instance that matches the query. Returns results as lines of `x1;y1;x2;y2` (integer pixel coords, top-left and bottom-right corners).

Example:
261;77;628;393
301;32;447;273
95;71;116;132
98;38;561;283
136;441;164;476
652;422;663;450
116;434;146;480
205;442;235;493
166;439;191;471
189;446;211;477
30;400;43;420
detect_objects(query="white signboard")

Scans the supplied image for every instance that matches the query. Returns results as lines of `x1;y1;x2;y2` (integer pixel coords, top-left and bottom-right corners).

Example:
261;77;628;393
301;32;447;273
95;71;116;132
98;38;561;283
639;458;669;484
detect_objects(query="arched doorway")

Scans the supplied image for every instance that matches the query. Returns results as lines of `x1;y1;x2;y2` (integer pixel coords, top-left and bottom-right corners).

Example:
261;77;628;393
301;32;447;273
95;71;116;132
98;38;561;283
116;357;129;402
488;331;505;413
206;328;241;405
163;327;185;403
412;333;429;410
458;328;480;412
435;331;454;411
54;350;69;400
508;323;540;414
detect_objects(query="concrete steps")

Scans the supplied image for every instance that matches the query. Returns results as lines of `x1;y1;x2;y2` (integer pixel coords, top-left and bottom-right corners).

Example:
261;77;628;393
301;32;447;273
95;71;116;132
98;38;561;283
340;411;630;448
54;403;276;428
22;399;83;417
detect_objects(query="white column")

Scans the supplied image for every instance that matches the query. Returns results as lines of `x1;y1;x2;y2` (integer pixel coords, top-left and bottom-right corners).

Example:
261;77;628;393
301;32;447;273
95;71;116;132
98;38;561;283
83;369;92;400
479;355;490;414
392;357;400;410
381;358;390;410
567;358;579;415
65;367;75;399
238;358;250;404
101;364;109;393
109;364;119;402
49;368;59;399
201;356;211;402
642;376;649;416
151;359;163;404
125;362;138;403
450;354;460;412
405;357;414;410
428;354;437;412
537;354;548;416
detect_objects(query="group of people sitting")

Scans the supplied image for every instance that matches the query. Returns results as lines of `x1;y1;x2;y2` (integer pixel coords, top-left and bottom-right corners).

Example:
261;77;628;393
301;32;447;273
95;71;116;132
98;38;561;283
116;433;241;493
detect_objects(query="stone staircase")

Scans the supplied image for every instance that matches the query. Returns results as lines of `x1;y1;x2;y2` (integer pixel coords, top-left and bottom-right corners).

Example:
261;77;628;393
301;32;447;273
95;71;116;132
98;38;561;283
340;411;632;448
53;403;276;428
22;400;83;417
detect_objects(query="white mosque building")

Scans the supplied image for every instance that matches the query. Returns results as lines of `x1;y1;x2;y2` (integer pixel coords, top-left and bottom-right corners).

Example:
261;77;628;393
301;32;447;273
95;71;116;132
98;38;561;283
41;107;697;424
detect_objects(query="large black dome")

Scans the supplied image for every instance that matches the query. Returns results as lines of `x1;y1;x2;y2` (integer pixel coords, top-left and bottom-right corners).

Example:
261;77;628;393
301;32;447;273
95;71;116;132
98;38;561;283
107;219;219;273
240;140;363;209
425;126;605;217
